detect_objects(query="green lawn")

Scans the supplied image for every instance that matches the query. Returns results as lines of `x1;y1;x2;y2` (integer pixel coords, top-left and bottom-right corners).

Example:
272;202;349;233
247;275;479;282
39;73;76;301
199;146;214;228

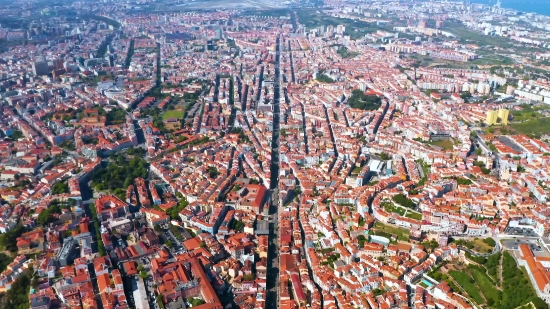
416;159;430;186
510;104;550;122
429;139;454;150
296;9;398;38
405;211;422;220
449;270;485;305
510;117;550;138
371;222;410;241
469;267;501;305
511;111;541;122
351;166;362;175
470;55;515;66
162;110;184;120
382;199;422;220
438;252;544;309
458;238;496;254
471;238;495;254
442;21;512;48
382;202;406;217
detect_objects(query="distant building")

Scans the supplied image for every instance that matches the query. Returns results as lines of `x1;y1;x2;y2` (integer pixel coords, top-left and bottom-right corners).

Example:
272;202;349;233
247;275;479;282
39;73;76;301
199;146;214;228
57;237;78;266
95;195;130;222
255;220;269;235
517;244;550;303
30;295;51;309
438;234;448;246
33;60;49;76
409;228;422;242
140;208;170;228
53;59;64;70
370;235;390;247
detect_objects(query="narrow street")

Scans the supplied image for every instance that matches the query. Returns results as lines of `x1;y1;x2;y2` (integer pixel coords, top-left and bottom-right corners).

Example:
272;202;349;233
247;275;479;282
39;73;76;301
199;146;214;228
132;119;146;148
323;105;339;160
256;66;265;105
297;192;323;307
266;34;281;309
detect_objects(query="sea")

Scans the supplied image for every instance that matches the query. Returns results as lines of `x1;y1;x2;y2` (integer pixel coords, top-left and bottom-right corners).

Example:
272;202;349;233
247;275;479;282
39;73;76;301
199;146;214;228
471;0;550;17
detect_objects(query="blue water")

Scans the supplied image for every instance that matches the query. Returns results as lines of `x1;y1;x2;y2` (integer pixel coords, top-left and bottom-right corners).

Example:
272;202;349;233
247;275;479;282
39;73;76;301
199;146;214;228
422;279;434;287
472;0;550;16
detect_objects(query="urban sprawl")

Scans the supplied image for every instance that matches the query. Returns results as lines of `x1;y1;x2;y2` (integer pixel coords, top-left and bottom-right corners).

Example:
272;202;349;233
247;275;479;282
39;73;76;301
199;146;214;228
3;1;550;309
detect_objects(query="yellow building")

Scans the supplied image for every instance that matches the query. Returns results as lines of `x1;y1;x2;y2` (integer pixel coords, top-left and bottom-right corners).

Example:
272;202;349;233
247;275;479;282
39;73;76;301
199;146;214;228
498;108;509;125
485;110;498;125
485;108;509;125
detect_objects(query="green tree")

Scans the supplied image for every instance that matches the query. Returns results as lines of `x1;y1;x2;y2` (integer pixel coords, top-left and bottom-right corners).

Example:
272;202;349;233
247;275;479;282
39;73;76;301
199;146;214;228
188;298;206;307
455;177;473;185
156;295;165;309
379;152;390;160
32;274;39;288
532;297;547;309
357;235;366;247
0;253;14;273
5;268;32;308
89;205;106;256
168;197;188;220
347;89;382;110
51;182;69;195
37;204;61;226
316;74;335;83
483;237;496;247
392;194;415;208
208;166;220;178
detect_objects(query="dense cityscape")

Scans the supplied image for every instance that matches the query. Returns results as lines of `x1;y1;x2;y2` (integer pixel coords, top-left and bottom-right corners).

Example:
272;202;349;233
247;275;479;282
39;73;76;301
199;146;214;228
3;0;550;309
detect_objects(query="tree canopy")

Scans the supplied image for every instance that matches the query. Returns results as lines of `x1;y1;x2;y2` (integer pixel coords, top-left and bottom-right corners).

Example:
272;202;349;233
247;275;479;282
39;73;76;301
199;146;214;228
106;108;127;125
347;89;382;110
3;268;32;309
167;197;189;220
316;74;334;83
37;203;62;226
0;225;26;252
0;253;13;273
51;181;69;195
392;194;415;209
90;155;148;193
